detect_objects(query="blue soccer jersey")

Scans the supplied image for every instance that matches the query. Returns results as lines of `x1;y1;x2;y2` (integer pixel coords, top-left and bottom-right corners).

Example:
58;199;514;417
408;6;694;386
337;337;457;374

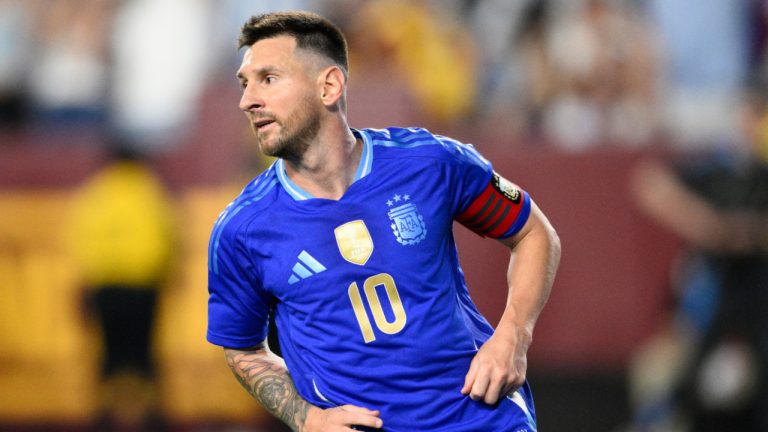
207;127;536;431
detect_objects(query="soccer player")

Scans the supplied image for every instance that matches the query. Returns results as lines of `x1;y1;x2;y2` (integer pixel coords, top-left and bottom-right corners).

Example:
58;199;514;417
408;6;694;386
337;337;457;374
207;11;561;432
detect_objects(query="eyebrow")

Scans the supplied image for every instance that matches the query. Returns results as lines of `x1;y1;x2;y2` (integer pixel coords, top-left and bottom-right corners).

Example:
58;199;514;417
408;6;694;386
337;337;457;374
236;65;284;82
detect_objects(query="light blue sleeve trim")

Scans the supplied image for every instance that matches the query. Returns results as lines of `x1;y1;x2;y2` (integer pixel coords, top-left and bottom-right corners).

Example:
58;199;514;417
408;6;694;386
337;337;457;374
499;192;531;239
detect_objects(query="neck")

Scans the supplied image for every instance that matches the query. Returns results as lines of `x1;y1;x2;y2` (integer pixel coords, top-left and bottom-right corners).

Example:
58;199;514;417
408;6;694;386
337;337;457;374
283;119;360;200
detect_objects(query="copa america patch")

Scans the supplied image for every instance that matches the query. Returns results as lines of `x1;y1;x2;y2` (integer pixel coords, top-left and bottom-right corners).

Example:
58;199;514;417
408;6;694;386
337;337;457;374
492;172;521;203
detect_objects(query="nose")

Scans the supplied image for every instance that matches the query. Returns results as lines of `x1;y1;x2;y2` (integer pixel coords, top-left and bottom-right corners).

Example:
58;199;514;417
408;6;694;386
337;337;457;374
239;83;264;113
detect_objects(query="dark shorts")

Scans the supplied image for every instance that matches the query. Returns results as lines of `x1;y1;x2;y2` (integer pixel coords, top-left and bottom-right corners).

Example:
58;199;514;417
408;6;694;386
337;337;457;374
93;286;158;376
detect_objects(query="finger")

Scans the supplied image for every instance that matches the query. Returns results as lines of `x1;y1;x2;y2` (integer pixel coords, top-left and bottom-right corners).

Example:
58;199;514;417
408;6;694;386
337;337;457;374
337;405;383;429
461;359;479;395
340;404;380;416
344;414;383;429
468;369;490;401
484;376;504;405
510;374;525;392
499;370;526;403
507;363;526;392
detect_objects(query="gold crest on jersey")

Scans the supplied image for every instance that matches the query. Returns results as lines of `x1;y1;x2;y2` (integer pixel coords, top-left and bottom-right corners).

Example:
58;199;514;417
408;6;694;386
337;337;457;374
335;220;374;265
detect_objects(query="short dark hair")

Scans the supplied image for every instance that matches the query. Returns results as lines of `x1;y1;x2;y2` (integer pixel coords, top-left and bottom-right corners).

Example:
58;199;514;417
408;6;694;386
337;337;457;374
239;11;349;77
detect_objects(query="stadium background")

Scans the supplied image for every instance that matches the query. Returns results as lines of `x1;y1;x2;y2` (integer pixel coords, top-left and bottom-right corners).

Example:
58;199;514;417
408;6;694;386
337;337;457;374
0;0;762;430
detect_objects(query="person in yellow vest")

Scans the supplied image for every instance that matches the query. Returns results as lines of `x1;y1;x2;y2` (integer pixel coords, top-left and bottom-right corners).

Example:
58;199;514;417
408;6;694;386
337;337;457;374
67;140;175;431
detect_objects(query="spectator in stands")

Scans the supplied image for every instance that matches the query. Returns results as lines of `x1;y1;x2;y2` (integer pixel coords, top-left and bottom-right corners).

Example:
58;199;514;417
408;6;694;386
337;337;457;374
66;138;176;431
464;0;540;141
348;0;477;128
27;0;113;126
541;0;659;150
647;0;751;149
110;0;210;149
0;0;35;128
471;0;660;150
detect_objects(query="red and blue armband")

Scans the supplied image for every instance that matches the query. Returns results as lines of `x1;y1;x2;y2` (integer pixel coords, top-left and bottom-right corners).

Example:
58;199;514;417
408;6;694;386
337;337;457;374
456;172;531;239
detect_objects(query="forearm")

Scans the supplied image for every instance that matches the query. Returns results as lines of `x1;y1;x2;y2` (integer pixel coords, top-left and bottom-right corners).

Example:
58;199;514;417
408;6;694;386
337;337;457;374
461;204;560;403
498;205;560;339
632;160;754;253
224;346;313;431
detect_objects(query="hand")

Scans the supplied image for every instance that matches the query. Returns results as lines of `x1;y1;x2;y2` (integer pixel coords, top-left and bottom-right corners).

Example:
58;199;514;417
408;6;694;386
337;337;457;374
460;328;530;405
303;404;383;431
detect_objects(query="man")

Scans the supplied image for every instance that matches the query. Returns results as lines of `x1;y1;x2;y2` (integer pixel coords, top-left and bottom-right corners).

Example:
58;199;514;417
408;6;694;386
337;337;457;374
630;86;768;432
207;11;560;431
68;141;175;430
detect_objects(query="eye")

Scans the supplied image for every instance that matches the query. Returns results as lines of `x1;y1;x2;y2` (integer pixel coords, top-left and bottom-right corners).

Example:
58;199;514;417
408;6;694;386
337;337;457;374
264;75;277;84
239;81;247;89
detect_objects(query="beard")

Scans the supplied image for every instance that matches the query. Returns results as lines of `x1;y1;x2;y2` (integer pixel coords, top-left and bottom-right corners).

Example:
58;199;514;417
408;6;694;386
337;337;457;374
255;94;321;163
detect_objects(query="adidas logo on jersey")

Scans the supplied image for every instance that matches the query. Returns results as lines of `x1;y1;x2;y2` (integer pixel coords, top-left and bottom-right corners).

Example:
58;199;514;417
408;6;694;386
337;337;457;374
288;250;327;284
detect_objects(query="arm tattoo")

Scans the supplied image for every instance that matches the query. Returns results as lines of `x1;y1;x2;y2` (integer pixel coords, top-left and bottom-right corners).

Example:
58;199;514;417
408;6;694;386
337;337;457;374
225;348;311;431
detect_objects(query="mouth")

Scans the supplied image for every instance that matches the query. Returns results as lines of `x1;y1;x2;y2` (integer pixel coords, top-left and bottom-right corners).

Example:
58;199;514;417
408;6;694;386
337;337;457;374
254;118;276;131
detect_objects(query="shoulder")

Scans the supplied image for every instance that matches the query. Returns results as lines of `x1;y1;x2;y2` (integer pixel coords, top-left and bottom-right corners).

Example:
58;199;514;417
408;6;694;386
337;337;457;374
361;127;490;168
211;165;280;244
208;166;280;275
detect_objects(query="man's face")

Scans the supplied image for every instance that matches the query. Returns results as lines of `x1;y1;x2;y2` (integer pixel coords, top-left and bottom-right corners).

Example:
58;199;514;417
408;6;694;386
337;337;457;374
237;36;322;161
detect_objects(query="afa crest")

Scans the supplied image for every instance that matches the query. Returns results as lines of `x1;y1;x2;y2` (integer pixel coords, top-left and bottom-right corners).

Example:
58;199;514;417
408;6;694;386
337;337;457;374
387;194;427;245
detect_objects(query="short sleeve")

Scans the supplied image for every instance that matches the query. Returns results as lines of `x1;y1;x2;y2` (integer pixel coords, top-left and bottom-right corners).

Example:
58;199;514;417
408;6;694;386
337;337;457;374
437;135;531;239
434;134;495;216
207;222;271;348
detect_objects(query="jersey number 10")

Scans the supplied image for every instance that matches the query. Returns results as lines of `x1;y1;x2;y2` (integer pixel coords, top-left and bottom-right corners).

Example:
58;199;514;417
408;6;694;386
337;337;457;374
347;273;407;343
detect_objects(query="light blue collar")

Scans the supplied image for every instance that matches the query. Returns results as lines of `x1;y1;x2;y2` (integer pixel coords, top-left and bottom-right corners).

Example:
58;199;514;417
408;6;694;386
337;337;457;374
276;129;373;201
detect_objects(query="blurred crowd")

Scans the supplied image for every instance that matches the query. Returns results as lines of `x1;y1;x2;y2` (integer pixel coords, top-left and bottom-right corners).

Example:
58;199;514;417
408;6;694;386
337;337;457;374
1;0;768;154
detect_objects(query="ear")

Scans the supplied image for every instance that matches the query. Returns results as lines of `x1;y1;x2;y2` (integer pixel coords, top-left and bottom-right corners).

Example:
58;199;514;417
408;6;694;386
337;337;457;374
318;66;346;107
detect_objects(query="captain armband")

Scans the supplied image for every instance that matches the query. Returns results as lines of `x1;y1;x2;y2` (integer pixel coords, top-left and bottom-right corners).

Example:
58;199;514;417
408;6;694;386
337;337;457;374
455;172;531;239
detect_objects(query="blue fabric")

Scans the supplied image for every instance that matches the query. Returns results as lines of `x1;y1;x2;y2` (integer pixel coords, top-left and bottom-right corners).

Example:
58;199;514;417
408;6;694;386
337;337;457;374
207;127;535;430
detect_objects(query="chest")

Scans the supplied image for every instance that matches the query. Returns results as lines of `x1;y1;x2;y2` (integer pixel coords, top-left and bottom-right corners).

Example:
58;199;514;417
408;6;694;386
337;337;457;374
250;172;456;309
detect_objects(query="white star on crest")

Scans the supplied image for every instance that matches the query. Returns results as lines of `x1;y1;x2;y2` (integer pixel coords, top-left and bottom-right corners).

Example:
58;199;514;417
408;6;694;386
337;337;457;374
394;194;401;202
386;200;393;206
403;194;410;201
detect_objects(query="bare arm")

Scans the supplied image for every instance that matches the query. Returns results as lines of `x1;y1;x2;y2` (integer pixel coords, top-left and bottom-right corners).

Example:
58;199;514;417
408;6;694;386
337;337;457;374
462;201;561;404
631;160;760;253
224;342;383;431
224;342;311;430
497;201;560;341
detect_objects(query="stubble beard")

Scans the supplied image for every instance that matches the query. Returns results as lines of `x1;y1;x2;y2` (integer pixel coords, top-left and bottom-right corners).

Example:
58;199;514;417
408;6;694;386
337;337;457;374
256;95;322;164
